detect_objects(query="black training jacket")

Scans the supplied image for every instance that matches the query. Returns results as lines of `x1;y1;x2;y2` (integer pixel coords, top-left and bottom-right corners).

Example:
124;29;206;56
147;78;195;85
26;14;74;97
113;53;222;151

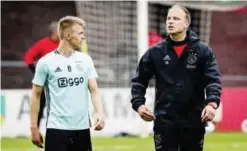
131;30;222;129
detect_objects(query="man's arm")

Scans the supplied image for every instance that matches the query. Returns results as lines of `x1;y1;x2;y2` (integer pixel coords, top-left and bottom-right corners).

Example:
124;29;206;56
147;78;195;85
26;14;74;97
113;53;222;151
203;46;222;109
30;58;48;127
30;85;44;148
30;84;44;148
87;55;102;114
87;56;104;130
88;79;103;115
30;84;43;128
131;49;154;111
24;40;43;73
29;58;47;148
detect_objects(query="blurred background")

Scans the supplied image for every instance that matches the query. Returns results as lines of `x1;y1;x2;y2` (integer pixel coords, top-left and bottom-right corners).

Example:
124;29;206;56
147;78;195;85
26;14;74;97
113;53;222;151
1;1;247;151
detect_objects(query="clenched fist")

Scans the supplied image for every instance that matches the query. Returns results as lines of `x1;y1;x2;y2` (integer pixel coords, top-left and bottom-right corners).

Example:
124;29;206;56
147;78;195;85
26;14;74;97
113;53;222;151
137;105;156;122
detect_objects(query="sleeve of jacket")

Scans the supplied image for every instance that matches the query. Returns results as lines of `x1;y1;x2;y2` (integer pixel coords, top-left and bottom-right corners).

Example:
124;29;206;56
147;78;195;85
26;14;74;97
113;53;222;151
203;46;222;108
131;49;154;112
24;40;43;73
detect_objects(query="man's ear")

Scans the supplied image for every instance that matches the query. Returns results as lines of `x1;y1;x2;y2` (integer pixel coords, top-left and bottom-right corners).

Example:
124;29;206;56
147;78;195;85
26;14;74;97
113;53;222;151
66;32;71;40
64;31;71;40
185;21;190;29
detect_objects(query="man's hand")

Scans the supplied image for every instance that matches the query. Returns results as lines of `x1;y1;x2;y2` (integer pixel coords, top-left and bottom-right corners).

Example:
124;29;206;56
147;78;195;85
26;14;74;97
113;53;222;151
94;113;105;131
30;127;43;148
137;105;156;122
201;105;216;122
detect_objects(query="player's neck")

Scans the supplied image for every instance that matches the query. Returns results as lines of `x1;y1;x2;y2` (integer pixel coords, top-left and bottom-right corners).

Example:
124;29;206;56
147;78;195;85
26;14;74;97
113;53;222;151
57;41;74;57
170;30;186;42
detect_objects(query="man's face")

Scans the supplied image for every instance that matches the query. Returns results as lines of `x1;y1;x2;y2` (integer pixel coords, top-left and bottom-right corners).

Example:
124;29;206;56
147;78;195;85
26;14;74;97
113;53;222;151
68;23;85;49
166;7;189;35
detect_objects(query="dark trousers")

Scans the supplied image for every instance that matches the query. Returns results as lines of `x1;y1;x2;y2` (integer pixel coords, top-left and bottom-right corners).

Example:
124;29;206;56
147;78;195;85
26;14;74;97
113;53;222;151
45;128;92;151
37;90;46;127
153;126;205;151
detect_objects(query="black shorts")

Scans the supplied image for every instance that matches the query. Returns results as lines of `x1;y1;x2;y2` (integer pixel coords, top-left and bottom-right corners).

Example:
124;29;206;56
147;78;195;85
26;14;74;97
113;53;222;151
153;126;205;151
45;128;92;151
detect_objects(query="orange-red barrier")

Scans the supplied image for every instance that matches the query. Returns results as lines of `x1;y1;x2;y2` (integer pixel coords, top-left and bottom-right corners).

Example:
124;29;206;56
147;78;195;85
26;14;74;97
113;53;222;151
216;88;247;132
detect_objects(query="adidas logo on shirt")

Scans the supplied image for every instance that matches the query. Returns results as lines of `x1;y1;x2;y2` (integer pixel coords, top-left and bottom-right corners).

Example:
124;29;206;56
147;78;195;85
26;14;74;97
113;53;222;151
55;67;62;72
163;55;171;61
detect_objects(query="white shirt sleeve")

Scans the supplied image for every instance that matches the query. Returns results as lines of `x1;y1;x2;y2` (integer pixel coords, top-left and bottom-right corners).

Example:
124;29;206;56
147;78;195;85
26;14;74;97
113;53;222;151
88;56;98;79
32;59;48;86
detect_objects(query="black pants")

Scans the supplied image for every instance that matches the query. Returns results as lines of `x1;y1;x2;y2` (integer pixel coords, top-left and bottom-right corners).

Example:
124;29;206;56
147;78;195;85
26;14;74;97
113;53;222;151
38;90;46;127
153;126;205;151
45;128;92;151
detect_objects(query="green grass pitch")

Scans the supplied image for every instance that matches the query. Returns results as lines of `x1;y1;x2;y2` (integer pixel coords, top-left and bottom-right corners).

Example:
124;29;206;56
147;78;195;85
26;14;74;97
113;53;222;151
1;133;247;151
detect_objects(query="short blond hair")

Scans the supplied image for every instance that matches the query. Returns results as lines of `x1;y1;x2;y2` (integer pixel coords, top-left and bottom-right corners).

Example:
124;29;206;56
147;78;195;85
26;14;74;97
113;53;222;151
58;16;86;39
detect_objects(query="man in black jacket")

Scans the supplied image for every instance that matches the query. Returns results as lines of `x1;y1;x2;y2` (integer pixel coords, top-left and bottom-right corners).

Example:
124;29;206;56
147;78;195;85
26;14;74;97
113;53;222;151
130;5;221;151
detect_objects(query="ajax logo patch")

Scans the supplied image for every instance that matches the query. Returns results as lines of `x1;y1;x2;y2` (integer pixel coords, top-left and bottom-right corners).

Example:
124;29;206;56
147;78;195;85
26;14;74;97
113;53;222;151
187;53;198;65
